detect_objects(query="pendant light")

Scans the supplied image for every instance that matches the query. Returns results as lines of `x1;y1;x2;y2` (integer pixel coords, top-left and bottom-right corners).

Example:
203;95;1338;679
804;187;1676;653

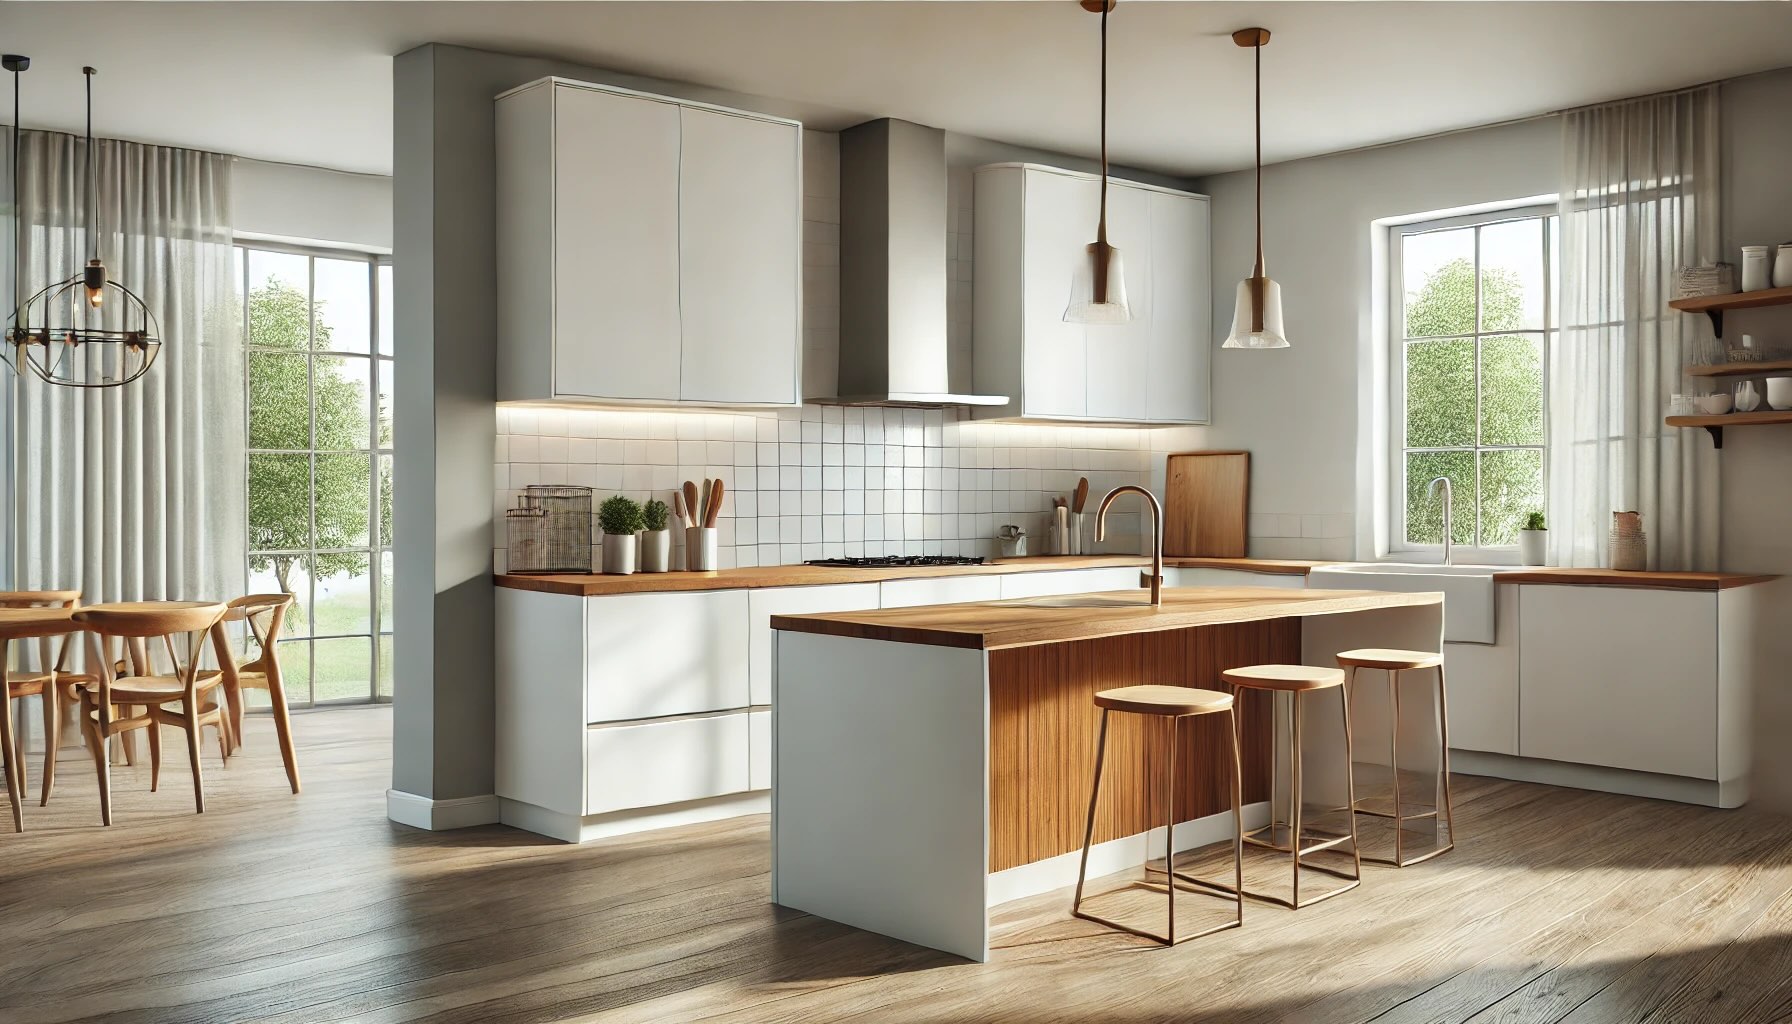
1063;0;1132;325
1221;28;1288;350
5;64;161;388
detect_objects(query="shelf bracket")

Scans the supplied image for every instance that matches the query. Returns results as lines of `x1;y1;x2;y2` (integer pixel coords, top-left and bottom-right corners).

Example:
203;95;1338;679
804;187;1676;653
1706;309;1724;339
1704;425;1725;449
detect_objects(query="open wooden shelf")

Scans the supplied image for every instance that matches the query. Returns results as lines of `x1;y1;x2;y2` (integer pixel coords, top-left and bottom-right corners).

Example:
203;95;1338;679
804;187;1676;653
1666;409;1792;448
1669;286;1792;337
1687;359;1792;378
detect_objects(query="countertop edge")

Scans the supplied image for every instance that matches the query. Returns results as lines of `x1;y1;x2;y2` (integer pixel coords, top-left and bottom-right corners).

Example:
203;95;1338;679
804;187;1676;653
1492;570;1779;590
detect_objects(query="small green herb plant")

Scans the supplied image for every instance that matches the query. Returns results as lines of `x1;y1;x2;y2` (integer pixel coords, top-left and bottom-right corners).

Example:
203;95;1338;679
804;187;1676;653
598;495;646;536
1523;511;1547;532
642;498;671;533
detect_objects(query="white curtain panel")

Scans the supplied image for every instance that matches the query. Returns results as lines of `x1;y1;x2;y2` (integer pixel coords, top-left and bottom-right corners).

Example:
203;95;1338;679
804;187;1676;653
1550;88;1721;570
8;129;244;603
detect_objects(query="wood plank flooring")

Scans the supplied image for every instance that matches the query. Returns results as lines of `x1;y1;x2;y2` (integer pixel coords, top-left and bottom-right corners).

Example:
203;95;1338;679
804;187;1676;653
4;707;1792;1023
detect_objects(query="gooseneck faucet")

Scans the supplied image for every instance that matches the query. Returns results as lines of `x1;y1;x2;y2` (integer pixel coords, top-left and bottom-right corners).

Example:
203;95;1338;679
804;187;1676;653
1428;476;1454;567
1095;485;1165;606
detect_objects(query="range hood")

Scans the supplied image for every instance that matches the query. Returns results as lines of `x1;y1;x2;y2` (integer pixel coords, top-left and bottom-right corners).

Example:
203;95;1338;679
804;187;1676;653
830;119;1008;407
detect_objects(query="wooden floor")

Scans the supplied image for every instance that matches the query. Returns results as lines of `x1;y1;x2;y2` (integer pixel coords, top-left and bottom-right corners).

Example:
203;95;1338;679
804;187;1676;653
6;708;1792;1023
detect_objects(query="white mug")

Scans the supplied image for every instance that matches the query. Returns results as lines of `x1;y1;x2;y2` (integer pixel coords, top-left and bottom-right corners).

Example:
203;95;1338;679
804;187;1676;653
1767;377;1792;411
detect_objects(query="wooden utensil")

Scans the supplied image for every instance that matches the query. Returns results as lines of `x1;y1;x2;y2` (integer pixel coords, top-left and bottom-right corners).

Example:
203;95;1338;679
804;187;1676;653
673;491;689;529
683;481;701;528
705;479;725;528
1073;478;1089;513
701;479;713;524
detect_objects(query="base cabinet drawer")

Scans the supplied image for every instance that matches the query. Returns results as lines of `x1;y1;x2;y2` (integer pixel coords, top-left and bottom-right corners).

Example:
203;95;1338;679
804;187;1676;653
587;590;749;722
749;708;771;791
997;567;1143;599
880;576;1003;609
586;713;751;815
750;583;881;705
1166;568;1305;590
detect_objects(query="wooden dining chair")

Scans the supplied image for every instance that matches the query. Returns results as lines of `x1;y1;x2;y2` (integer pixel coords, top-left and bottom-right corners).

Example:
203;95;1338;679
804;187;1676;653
72;602;230;823
0;590;96;806
215;593;301;794
0;607;81;832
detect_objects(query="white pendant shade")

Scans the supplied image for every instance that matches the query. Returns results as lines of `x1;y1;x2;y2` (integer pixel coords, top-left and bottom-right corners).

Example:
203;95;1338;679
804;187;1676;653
1064;245;1133;324
1222;276;1289;349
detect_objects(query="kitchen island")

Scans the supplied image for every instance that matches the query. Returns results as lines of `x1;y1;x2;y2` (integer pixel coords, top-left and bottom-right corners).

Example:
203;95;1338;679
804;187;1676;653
769;586;1443;961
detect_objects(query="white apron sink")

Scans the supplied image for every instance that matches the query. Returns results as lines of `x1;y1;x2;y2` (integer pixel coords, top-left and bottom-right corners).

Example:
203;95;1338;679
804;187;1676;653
1308;562;1516;644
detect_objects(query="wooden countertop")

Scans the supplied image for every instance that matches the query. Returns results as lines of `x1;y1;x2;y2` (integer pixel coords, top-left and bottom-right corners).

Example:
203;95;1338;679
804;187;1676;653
494;555;1328;597
770;586;1440;651
1493;568;1778;590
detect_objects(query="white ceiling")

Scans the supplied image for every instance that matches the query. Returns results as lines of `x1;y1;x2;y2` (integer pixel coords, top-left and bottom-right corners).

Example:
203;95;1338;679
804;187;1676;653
5;1;1792;179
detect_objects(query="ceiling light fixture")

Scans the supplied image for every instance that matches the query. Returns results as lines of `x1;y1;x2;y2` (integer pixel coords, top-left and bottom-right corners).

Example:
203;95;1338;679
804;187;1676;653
1063;0;1132;325
1222;27;1288;350
5;62;161;388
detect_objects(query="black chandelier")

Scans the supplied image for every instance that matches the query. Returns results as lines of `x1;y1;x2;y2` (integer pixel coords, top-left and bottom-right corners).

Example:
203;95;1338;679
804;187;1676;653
4;57;161;389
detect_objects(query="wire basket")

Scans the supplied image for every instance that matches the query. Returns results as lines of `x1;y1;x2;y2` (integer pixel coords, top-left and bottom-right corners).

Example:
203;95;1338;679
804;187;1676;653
506;485;594;573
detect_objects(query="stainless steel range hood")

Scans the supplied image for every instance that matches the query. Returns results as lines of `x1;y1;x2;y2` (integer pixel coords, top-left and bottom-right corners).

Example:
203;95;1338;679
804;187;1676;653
828;118;1008;408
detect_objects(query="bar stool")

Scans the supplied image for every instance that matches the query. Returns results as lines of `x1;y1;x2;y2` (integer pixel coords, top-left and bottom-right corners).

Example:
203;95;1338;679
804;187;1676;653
1219;665;1361;908
1336;648;1456;867
1071;685;1244;946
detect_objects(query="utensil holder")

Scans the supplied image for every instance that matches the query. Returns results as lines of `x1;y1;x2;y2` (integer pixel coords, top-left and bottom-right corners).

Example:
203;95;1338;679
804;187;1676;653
601;533;637;575
686;527;719;571
1610;532;1647;572
640;529;672;573
1069;513;1085;555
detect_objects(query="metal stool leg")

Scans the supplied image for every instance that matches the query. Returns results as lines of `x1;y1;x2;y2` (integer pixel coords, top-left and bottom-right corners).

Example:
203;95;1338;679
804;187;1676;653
1339;677;1364;883
1436;663;1457;856
1390;669;1404;866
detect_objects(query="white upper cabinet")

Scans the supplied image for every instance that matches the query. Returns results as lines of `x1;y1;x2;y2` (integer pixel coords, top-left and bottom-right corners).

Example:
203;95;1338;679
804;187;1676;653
497;78;802;407
973;163;1210;424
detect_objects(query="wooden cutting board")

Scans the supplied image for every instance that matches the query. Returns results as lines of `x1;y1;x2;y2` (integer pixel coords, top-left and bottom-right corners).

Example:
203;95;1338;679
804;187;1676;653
1163;451;1249;557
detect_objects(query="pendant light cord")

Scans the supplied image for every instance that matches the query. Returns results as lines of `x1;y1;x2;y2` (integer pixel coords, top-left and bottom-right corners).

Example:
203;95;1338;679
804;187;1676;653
10;63;19;330
1096;1;1108;246
84;67;96;265
1253;38;1263;278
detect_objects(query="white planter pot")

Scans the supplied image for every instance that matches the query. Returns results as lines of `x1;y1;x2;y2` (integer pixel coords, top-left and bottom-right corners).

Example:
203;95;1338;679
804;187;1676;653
639;529;672;573
1518;529;1547;567
601;533;637;575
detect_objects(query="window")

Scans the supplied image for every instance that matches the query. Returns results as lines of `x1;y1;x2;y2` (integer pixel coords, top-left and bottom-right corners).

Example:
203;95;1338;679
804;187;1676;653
237;244;394;706
1391;207;1556;559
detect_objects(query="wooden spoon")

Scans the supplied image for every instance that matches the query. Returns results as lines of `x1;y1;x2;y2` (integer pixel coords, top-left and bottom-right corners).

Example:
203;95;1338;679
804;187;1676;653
683;481;701;528
705;479;725;528
673;491;688;530
1073;477;1089;513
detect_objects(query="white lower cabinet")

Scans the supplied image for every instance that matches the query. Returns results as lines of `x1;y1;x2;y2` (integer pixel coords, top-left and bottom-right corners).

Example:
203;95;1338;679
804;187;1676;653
997;567;1146;599
1164;567;1306;590
587;590;749;721
1439;585;1519;756
586;713;751;815
881;576;1003;608
749;708;771;792
749;583;881;705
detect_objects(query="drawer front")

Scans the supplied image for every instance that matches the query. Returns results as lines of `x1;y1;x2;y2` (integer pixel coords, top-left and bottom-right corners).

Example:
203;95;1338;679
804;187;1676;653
997;567;1143;599
751;583;881;705
1167;568;1306;590
585;712;751;815
880;576;1003;609
749;708;771;792
586;590;749;722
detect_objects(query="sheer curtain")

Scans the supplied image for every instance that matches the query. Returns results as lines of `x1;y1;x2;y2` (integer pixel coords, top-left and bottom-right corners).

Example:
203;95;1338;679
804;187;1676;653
6;129;243;603
1549;87;1720;570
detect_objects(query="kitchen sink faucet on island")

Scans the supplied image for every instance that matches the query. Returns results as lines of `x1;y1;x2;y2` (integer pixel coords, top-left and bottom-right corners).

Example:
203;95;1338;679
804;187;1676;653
1095;485;1165;605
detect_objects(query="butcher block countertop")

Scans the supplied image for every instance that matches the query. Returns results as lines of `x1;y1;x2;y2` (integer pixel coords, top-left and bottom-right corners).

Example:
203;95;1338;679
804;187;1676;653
493;555;1329;597
1493;568;1778;590
769;586;1441;651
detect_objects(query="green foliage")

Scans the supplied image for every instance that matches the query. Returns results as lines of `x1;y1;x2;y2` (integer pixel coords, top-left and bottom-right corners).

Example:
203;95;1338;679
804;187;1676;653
1403;257;1545;547
1524;511;1547;532
642;498;671;533
247;277;377;614
599;495;645;536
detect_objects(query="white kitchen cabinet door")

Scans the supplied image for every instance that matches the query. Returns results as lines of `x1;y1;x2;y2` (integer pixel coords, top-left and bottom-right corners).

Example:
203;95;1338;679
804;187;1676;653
1518;585;1717;779
586;712;750;815
552;85;684;401
998;567;1145;600
750;583;881;705
880;576;1003;609
1146;192;1210;423
1166;567;1305;589
1020;169;1092;419
678;106;802;405
749;708;771;791
1084;183;1152;422
1439;585;1519;756
586;590;750;722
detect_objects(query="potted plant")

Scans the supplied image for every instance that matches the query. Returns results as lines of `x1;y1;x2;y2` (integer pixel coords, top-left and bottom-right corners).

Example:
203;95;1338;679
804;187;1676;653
599;495;646;575
640;498;672;573
1518;510;1547;566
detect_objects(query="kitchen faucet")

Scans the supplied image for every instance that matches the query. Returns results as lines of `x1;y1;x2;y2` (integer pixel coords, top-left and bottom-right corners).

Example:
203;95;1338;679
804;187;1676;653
1095;485;1164;606
1428;476;1454;567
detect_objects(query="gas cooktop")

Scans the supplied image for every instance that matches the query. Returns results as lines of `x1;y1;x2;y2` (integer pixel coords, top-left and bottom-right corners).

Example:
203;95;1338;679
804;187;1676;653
803;555;987;568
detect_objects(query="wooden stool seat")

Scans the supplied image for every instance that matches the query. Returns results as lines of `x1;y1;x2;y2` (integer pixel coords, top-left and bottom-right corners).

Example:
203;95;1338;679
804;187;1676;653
1337;648;1443;671
1221;665;1345;692
1094;685;1234;717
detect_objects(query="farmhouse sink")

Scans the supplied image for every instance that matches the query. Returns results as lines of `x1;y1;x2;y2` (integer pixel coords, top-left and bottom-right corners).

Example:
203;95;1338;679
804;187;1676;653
1307;562;1518;644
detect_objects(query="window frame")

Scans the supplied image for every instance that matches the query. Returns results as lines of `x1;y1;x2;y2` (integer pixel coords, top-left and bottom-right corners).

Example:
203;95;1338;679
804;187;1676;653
237;239;394;707
1387;203;1556;564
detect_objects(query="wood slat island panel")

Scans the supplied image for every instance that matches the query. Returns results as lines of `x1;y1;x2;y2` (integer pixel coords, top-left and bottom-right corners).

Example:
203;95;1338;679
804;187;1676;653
987;620;1294;872
772;587;1440;650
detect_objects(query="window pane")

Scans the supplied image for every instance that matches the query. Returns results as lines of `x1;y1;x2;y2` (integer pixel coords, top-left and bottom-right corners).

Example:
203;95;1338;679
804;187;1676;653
379;455;394;549
313;552;372;636
1405;451;1474;546
1479;449;1543;546
313;258;371;354
247;251;309;351
314;453;372;549
1478;218;1545;332
377;264;394;356
1402;227;1475;338
378;634;394;700
315;637;372;702
377;360;394;449
1405;339;1474;447
314;355;371;450
249;454;312;551
248;352;310;450
249;554;312;641
379;550;394;632
279;639;314;706
1480;334;1544;445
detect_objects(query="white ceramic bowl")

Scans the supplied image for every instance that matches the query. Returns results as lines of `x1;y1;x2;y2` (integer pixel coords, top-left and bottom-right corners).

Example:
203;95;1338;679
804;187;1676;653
1698;393;1734;415
1768;377;1792;411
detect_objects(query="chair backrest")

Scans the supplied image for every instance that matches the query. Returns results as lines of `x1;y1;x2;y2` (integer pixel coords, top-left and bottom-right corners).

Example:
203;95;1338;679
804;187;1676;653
0;590;80;673
73;602;228;706
224;593;292;670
